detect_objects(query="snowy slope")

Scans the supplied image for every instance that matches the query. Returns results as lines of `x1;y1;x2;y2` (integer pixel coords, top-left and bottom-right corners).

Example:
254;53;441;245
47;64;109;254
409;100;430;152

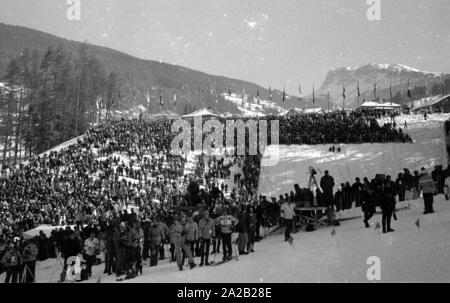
258;114;447;198
23;195;449;283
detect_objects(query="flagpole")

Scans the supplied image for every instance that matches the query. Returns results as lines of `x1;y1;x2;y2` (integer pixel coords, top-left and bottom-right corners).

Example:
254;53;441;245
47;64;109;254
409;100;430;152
327;90;330;112
187;89;190;113
342;84;345;112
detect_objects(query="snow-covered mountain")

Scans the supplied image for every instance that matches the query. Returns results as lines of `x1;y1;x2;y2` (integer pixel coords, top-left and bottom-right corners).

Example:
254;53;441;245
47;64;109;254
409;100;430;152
316;63;448;107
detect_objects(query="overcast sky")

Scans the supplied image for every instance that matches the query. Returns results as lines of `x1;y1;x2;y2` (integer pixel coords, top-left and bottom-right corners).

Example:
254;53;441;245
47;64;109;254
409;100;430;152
1;0;449;94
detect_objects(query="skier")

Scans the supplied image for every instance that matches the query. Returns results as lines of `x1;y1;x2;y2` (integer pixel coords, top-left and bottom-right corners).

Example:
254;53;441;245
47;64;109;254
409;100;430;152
280;198;295;242
170;215;196;271
215;208;238;262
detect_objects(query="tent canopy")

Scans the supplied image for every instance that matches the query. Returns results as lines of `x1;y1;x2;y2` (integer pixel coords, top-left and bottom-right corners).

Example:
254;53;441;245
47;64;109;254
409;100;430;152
181;108;219;119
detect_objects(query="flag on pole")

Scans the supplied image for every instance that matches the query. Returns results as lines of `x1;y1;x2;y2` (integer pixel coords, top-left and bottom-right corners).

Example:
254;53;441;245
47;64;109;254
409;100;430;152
298;84;302;101
374;81;377;99
282;87;286;102
327;90;330;111
374;222;381;230
312;84;315;104
269;86;272;100
406;80;411;99
331;228;336;237
389;81;393;104
342;85;346;100
159;90;163;106
415;218;420;229
357;80;360;97
173;94;177;107
228;85;231;96
146;91;150;108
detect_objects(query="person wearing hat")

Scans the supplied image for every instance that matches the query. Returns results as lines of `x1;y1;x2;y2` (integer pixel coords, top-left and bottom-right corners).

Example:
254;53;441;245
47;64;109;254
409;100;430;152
215;208;238;262
419;168;435;214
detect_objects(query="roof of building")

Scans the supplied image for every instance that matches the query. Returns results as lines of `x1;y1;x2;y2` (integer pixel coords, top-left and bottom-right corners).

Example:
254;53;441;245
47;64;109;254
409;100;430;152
181;108;219;118
411;95;450;112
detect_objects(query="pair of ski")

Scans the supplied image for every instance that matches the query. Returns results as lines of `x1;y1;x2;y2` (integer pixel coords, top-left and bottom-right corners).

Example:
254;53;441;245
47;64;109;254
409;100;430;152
116;276;135;282
210;256;238;266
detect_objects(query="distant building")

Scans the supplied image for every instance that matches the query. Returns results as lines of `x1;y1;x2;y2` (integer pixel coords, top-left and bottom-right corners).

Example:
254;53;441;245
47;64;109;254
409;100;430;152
411;95;450;114
357;101;402;112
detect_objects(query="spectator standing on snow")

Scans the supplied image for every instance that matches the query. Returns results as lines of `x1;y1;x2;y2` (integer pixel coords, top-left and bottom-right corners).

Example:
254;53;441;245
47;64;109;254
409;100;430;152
83;232;99;277
280;198;295;242
215;208;238;262
320;171;335;207
198;210;215;266
1;242;22;283
170;215;196;271
418;168;435;214
444;174;450;200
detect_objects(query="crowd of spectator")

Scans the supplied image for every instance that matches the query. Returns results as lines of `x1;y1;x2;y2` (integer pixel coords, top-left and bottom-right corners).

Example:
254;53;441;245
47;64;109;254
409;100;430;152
0;110;440;282
276;111;411;145
0;117;267;282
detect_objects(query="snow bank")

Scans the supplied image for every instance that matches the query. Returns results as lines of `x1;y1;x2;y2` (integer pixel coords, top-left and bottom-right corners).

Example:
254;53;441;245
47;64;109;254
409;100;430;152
258;116;446;198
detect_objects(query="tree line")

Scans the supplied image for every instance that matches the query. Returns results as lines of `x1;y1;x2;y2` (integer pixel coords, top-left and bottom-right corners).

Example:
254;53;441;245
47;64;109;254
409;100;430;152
0;43;120;164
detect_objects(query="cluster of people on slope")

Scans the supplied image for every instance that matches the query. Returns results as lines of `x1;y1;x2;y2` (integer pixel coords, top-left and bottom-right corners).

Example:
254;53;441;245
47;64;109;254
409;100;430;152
273;111;411;145
0;116;268;282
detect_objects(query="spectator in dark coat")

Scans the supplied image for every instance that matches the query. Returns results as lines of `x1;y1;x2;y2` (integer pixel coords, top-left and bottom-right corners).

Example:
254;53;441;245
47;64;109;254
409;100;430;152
236;207;250;255
320;171;335;207
380;178;396;233
395;173;405;201
62;231;81;269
